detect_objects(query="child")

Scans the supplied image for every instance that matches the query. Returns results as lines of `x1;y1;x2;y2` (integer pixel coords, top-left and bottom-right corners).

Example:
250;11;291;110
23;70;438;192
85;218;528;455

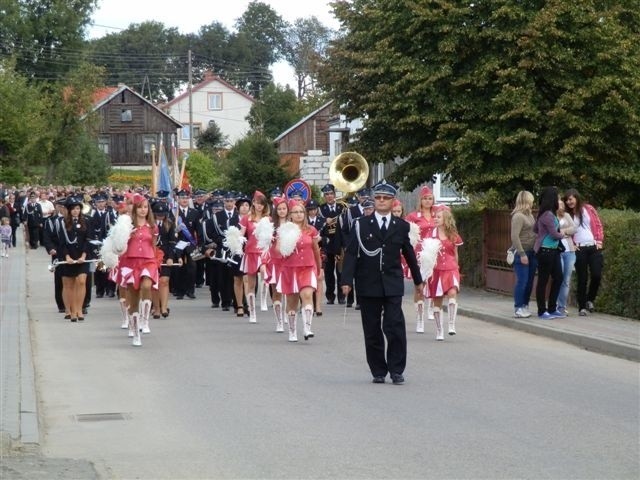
0;217;12;257
425;208;463;340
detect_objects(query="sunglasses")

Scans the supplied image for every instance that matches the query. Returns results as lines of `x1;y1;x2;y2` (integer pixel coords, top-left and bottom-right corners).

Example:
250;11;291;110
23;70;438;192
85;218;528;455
374;195;393;200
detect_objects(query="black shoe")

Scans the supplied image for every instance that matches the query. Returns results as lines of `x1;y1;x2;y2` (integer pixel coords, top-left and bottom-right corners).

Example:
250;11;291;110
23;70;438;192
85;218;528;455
153;313;160;319
355;304;361;310
315;311;323;317
196;284;204;288
96;294;104;299
186;293;196;299
212;304;220;308
78;317;85;322
346;303;353;308
161;309;170;318
64;314;71;320
372;376;386;384
70;317;77;322
58;308;66;313
82;308;88;315
107;291;115;298
338;299;346;305
222;306;230;312
391;373;405;385
327;299;335;305
176;295;184;300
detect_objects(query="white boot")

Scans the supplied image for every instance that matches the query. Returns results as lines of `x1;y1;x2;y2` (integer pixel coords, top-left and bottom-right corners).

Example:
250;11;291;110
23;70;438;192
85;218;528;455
427;298;435;320
433;307;444;341
302;305;314;340
288;311;298;342
131;313;142;346
120;299;129;329
415;300;424;333
448;299;457;335
260;280;269;311
247;293;257;323
139;299;152;334
273;301;284;332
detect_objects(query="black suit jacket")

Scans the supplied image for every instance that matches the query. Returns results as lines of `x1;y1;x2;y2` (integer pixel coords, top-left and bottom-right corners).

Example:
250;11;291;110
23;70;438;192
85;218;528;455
341;214;422;297
319;202;344;254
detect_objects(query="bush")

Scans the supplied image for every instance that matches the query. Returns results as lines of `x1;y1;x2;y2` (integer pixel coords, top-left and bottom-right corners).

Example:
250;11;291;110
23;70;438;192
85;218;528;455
55;133;111;184
596;209;640;319
184;151;225;191
0;166;25;185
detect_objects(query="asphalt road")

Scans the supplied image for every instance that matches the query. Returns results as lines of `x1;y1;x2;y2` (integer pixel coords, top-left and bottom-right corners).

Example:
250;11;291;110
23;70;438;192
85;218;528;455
20;264;637;480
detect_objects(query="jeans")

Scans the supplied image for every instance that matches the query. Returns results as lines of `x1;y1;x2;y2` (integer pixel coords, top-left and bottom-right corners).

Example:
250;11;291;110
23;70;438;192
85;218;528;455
536;248;563;315
513;250;537;310
575;246;603;310
557;251;576;309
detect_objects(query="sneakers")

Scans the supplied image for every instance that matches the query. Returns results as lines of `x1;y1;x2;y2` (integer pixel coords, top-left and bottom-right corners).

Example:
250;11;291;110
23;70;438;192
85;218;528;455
548;310;566;318
586;301;595;312
558;307;569;316
538;312;553;320
579;309;589;316
514;307;531;318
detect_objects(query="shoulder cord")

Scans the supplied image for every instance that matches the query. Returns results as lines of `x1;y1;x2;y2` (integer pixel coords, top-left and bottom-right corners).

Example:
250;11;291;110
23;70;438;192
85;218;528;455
61;224;78;245
354;219;383;271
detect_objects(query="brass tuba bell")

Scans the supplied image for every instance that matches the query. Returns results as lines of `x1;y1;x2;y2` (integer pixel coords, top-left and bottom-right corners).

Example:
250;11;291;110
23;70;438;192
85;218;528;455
329;151;369;193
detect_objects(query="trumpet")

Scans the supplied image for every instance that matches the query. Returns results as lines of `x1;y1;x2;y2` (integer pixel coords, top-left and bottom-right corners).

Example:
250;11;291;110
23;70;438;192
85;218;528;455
190;242;218;262
48;258;102;272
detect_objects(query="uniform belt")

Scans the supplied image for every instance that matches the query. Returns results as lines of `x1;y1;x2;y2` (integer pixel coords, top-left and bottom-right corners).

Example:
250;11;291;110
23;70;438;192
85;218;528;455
577;242;595;247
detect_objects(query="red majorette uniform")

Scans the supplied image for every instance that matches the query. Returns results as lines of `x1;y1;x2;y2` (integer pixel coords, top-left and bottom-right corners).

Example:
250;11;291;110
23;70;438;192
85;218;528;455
425;229;464;298
118;223;160;289
277;226;320;294
265;233;284;287
239;215;265;275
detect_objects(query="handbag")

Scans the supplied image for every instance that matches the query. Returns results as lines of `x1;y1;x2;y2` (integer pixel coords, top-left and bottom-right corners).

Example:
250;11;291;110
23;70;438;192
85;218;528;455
506;247;517;265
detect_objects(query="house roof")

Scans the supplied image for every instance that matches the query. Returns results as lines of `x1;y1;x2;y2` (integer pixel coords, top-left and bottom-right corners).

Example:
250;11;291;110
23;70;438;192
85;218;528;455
274;100;335;143
161;71;255;109
88;84;182;127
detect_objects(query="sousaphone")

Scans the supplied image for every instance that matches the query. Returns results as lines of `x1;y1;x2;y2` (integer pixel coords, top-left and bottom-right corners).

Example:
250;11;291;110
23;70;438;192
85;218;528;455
329;151;369;194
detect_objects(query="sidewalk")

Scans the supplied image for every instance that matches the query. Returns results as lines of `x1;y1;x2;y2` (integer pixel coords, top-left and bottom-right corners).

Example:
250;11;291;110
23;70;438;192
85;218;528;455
1;228;638;455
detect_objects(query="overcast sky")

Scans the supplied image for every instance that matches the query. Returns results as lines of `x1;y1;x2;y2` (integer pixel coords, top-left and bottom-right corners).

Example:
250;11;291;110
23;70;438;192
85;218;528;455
88;0;341;86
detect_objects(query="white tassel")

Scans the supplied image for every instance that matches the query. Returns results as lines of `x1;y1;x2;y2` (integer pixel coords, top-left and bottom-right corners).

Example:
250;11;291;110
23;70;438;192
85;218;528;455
419;237;442;282
100;236;120;269
277;222;301;257
255;217;274;253
408;221;420;248
224;225;246;256
110;214;133;255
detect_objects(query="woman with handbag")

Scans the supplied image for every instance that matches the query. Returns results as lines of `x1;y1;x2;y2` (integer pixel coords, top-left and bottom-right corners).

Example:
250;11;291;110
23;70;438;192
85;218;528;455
510;191;537;318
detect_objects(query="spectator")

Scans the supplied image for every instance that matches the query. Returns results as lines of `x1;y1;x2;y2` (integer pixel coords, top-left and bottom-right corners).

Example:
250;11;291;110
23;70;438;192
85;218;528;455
556;199;577;315
510;191;537;318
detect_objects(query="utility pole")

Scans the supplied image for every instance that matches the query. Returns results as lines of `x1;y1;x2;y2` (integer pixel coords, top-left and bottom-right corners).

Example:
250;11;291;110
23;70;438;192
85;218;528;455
188;49;193;153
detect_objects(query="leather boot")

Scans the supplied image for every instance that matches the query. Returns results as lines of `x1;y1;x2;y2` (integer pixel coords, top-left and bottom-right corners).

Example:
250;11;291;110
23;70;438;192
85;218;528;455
288;311;298;342
131;313;142;346
120;298;129;329
273;301;283;332
139;299;152;334
247;293;257;323
302;305;314;340
415;300;424;333
433;307;444;341
448;299;457;335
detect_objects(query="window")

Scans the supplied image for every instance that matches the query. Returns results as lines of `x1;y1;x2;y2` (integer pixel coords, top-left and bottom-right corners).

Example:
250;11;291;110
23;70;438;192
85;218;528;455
98;136;109;154
208;93;222;110
121;109;132;122
143;135;156;154
181;124;201;140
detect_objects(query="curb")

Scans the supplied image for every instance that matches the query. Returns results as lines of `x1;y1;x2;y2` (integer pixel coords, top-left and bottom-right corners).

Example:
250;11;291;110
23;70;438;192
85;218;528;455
458;307;640;362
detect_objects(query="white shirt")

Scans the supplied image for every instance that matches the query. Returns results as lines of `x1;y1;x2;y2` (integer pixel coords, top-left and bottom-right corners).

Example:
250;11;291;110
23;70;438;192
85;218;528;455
374;212;391;229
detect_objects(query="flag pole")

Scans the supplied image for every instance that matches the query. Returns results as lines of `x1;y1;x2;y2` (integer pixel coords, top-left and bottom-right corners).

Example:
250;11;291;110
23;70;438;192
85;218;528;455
151;144;157;196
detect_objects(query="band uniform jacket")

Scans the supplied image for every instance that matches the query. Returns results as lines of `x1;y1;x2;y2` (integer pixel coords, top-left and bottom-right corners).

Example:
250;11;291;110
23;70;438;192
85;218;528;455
156;220;178;261
42;215;63;255
341;204;365;244
318;202;344;255
23;202;43;227
210;210;240;255
90;207;117;241
177;207;201;252
341;214;423;297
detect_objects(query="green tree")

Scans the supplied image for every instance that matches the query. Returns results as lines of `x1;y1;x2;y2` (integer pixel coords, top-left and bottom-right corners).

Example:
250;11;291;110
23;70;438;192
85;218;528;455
322;0;640;208
196;121;228;152
55;130;111;184
282;17;334;99
86;21;187;102
184;150;225;190
247;83;305;139
1;0;98;81
227;133;291;194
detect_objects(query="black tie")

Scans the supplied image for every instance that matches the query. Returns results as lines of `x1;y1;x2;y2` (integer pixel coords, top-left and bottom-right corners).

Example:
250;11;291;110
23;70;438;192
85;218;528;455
228;212;232;219
380;216;387;235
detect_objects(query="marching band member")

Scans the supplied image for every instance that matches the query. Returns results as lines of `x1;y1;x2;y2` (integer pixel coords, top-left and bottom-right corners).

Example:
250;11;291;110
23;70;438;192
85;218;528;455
42;199;66;313
266;196;288;331
405;186;439;333
319;183;345;305
118;194;159;347
239;191;271;323
23;191;43;249
152;202;177;319
90;193;117;298
306;199;325;316
58;196;94;322
277;199;323;342
229;194;250;316
199;198;226;310
174;190;200;300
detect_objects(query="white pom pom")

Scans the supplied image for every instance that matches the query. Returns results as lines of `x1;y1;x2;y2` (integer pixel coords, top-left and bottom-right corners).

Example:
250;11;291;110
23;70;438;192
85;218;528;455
277;222;301;257
224;226;246;256
254;217;274;253
110;214;133;255
419;237;442;282
101;237;120;269
408;221;420;248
